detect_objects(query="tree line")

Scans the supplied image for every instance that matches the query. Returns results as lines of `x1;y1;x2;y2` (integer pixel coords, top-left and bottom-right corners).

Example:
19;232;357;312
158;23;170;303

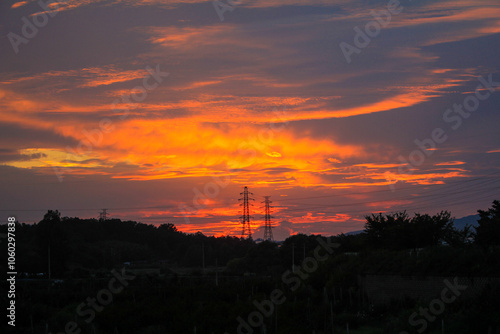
0;200;499;333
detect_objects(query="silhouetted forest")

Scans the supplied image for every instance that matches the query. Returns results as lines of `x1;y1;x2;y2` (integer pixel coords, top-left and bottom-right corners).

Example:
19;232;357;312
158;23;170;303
1;200;499;333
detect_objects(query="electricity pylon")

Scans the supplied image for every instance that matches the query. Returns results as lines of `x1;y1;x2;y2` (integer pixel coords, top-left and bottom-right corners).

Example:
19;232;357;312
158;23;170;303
263;196;274;241
239;186;254;238
99;209;108;221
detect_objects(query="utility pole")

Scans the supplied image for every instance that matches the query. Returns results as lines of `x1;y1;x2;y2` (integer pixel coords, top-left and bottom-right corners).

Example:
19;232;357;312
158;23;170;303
48;245;51;281
239;186;254;238
330;300;334;334
202;242;205;276
215;258;218;287
262;196;274;241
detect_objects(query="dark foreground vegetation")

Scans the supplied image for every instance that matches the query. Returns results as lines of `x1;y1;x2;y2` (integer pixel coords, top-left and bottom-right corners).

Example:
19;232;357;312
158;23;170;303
1;200;499;333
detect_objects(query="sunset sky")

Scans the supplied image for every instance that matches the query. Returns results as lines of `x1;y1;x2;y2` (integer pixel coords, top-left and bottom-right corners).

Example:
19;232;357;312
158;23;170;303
1;0;499;239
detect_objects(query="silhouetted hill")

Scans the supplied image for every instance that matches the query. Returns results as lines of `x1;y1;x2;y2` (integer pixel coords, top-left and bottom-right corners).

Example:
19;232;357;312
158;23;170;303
345;214;479;236
345;229;363;236
454;214;479;230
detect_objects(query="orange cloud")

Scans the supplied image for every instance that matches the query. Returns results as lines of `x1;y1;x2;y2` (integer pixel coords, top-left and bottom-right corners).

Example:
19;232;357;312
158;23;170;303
51;119;363;180
379;170;468;186
1;66;147;88
435;161;466;166
11;1;28;9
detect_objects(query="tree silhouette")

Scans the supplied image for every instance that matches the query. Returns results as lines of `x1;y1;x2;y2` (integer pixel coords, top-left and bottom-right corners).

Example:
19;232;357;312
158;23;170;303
364;211;454;250
475;200;500;248
36;210;70;277
364;211;411;250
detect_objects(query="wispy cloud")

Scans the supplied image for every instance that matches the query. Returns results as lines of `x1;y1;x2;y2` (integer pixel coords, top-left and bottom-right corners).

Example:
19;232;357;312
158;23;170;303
1;0;498;236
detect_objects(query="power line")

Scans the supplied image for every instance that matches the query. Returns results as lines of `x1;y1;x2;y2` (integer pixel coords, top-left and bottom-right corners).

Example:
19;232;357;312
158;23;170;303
275;184;499;217
2;178;497;218
1;173;497;230
272;171;500;203
277;176;499;210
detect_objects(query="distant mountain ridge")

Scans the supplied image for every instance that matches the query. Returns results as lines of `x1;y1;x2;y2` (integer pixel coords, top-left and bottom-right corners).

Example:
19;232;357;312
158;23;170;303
345;230;364;236
344;214;480;235
453;214;479;230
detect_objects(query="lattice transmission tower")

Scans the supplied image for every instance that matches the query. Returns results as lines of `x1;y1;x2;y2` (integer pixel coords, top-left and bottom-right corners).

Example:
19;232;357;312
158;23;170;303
99;209;108;221
239;186;254;238
262;196;274;241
